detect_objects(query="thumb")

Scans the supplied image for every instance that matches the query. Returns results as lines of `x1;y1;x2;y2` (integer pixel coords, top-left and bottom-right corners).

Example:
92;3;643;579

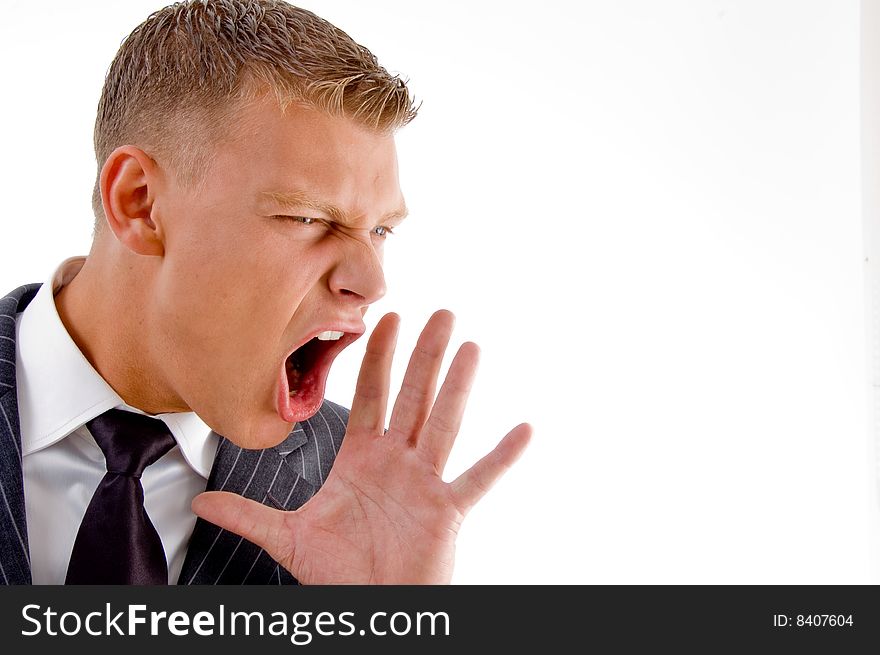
191;491;297;566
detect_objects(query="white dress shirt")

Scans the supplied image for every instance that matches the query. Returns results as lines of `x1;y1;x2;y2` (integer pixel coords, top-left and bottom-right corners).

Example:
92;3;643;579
15;256;219;584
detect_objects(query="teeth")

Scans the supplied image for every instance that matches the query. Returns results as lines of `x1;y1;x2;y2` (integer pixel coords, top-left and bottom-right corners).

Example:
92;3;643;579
316;330;344;341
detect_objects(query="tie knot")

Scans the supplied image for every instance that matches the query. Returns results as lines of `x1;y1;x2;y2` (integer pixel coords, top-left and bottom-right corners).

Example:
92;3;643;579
86;408;177;476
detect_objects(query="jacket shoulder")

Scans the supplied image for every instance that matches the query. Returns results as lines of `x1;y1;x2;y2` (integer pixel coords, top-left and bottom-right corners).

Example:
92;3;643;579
0;283;41;314
317;398;350;431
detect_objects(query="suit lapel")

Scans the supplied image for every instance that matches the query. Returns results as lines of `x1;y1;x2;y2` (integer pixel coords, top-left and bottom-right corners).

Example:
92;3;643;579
0;284;41;584
177;426;317;585
177;400;350;585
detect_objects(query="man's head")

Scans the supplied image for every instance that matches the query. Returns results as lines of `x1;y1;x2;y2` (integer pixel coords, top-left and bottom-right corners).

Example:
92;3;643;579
92;0;416;228
80;0;417;448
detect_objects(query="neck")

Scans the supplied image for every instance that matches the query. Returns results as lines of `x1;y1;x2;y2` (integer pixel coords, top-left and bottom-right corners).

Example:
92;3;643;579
54;242;187;414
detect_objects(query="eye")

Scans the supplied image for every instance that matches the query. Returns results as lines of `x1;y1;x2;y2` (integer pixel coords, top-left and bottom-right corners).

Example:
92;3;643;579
275;216;319;225
372;225;394;238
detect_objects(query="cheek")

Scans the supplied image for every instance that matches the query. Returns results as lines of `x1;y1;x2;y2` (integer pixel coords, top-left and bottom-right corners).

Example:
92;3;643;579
159;209;339;336
164;212;274;302
155;241;274;349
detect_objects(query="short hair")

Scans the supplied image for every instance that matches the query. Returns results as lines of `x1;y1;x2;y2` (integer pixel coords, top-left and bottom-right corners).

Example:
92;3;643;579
91;0;418;232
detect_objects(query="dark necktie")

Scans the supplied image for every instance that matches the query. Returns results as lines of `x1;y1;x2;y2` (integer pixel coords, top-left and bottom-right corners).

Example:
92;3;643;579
65;408;177;585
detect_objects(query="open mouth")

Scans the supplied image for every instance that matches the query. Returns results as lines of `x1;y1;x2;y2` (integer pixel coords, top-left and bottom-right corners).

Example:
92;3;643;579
276;329;361;423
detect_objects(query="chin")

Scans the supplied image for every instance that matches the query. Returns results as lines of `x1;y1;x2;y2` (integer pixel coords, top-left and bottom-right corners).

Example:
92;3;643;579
203;405;303;450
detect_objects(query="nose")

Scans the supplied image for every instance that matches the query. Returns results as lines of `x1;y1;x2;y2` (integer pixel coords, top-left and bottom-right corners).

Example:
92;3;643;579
328;236;387;307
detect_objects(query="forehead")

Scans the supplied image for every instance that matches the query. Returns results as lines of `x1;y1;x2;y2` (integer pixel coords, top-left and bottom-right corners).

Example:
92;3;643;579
210;98;404;212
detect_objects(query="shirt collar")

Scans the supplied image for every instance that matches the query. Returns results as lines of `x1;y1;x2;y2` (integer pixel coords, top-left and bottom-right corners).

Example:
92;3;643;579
16;256;217;478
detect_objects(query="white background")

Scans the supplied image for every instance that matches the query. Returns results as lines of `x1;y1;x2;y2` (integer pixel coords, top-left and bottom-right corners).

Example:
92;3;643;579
0;0;869;583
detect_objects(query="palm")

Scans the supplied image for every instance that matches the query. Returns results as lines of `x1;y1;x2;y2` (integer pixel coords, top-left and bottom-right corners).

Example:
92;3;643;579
192;311;531;584
278;435;462;584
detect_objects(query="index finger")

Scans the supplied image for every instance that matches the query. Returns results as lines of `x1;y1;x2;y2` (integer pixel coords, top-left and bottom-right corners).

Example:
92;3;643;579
347;312;400;434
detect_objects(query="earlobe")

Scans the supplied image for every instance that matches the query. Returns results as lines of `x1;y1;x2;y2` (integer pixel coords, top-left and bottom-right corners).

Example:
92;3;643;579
100;145;165;256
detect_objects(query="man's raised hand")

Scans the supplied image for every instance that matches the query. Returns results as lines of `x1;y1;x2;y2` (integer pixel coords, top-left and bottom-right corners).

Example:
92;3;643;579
192;310;531;584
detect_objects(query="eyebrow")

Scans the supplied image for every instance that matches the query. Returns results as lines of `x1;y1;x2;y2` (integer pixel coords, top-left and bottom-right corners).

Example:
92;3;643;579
261;190;408;226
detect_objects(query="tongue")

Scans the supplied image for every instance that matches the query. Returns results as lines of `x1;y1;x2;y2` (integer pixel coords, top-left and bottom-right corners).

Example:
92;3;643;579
286;355;305;394
279;338;328;422
287;338;325;391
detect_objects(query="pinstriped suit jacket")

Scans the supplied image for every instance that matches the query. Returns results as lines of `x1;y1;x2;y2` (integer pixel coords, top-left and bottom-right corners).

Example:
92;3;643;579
0;283;349;585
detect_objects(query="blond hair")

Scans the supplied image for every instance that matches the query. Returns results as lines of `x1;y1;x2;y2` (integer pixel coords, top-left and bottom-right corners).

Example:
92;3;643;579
92;0;418;231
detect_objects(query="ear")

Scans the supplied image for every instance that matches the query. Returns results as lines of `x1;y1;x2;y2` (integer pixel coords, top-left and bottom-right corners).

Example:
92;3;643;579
99;145;165;256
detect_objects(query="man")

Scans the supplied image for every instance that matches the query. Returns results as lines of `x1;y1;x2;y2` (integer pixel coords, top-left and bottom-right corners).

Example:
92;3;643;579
0;0;530;585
